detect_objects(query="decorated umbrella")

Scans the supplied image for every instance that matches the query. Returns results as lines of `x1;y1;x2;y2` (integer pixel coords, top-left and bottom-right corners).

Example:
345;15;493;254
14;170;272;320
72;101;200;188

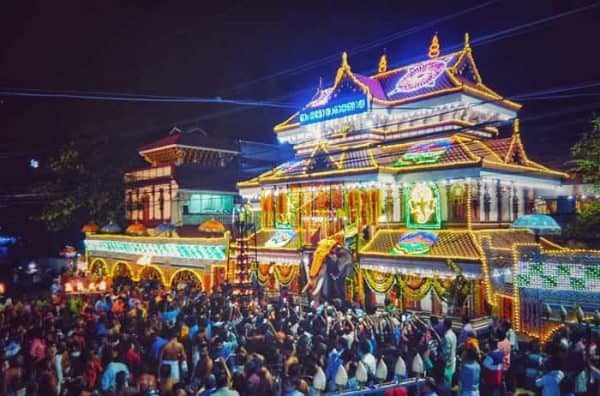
511;214;561;241
125;222;147;236
99;222;122;234
155;223;176;233
154;222;176;237
198;219;226;234
81;222;99;234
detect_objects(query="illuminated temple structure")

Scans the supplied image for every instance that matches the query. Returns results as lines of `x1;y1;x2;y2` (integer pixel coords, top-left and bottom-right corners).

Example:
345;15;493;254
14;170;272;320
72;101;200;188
236;34;600;337
84;127;288;292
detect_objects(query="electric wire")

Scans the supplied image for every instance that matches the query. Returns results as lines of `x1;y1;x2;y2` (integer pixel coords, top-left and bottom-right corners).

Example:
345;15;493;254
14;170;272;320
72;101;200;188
228;0;501;93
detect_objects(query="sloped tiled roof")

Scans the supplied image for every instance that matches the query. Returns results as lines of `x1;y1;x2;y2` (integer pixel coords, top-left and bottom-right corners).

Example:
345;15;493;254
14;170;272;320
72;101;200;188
361;229;481;261
476;229;565;251
139;131;239;153
374;136;478;168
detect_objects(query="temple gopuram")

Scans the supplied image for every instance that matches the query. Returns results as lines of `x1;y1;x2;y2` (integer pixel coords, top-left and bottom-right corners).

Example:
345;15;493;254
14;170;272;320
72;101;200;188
236;34;600;338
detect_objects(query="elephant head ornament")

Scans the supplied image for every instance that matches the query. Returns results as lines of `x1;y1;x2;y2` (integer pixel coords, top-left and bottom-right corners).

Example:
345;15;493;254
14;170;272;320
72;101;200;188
304;233;355;304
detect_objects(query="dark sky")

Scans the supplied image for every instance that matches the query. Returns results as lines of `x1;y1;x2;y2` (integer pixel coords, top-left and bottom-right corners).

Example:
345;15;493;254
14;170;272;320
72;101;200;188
0;0;599;177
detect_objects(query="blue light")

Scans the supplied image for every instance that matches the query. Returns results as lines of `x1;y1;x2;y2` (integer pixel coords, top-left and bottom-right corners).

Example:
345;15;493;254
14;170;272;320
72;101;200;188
299;95;368;125
29;159;39;169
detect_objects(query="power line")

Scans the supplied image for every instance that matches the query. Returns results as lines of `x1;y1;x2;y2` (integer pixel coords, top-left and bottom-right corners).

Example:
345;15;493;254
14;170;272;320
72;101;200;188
228;1;500;93
227;1;599;95
0;89;297;109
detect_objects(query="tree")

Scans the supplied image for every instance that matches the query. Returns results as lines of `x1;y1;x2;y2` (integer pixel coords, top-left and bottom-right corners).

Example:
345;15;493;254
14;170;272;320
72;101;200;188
572;115;600;189
569;115;600;240
32;135;134;232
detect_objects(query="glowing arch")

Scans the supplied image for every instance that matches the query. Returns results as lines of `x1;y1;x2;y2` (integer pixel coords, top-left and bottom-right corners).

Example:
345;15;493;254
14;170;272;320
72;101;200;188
90;258;109;276
138;264;167;285
170;269;204;290
112;261;134;279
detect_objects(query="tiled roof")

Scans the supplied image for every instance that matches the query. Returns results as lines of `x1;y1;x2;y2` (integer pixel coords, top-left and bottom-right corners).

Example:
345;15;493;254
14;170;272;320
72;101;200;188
139;131;239;153
375;137;477;168
361;229;481;260
476;230;536;249
482;138;512;160
476;229;564;251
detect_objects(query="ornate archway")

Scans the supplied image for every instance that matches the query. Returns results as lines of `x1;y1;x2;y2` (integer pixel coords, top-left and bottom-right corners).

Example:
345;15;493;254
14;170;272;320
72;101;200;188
113;262;133;279
90;259;109;277
138;265;166;285
170;269;203;290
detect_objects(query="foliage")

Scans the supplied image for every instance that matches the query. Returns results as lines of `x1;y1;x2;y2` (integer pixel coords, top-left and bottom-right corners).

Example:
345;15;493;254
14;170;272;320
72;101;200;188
568;115;600;242
32;137;132;232
571;115;600;189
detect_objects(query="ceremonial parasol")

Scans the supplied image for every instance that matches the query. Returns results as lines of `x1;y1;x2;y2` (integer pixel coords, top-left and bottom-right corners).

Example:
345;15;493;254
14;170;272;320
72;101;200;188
81;222;99;233
198;219;226;234
99;222;122;234
511;214;561;241
125;221;147;236
155;223;177;233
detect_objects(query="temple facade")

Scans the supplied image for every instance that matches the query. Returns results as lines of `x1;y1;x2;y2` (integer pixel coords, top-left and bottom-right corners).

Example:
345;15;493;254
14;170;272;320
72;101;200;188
84;127;289;292
236;34;600;337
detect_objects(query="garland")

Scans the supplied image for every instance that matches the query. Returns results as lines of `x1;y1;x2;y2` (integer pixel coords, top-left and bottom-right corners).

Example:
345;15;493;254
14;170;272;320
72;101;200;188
396;275;449;301
397;276;433;300
363;269;396;293
257;264;272;284
273;265;298;286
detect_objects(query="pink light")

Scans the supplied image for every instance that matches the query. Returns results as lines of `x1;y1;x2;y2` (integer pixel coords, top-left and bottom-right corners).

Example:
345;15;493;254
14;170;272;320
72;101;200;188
389;60;447;95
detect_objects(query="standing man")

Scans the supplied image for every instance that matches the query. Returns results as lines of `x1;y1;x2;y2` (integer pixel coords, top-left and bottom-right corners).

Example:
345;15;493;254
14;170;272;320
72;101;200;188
440;318;457;388
159;328;188;383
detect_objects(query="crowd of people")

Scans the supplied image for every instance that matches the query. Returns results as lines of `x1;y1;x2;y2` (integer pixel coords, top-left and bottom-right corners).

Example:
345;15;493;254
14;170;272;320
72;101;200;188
0;279;598;395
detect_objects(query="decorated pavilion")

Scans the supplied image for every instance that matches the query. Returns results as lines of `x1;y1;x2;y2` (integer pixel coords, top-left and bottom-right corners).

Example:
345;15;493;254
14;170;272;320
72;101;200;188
236;33;600;336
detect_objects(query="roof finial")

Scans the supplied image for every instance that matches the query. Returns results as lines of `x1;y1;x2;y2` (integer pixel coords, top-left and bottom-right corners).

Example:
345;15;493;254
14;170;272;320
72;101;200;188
335;51;351;84
464;32;471;50
513;118;520;135
318;76;323;90
378;49;388;73
428;33;440;59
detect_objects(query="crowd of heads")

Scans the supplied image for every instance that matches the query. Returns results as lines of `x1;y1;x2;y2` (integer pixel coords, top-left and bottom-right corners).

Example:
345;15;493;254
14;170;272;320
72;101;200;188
0;279;599;395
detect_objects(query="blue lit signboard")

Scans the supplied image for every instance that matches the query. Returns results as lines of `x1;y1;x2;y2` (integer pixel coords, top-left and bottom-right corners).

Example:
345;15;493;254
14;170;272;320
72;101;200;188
299;94;368;125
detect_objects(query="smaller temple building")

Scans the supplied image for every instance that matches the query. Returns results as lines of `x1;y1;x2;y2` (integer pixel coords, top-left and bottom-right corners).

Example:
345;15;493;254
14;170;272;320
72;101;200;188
84;127;291;291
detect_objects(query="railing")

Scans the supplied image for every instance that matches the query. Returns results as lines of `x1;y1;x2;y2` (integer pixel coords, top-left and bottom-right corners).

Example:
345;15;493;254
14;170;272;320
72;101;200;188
325;377;426;396
124;165;172;183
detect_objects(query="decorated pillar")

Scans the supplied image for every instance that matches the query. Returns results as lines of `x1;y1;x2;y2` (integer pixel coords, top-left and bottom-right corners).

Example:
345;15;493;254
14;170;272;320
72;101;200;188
496;180;502;223
446;183;453;222
512;185;519;221
472;180;480;222
398;184;404;223
385;184;393;222
483;182;491;222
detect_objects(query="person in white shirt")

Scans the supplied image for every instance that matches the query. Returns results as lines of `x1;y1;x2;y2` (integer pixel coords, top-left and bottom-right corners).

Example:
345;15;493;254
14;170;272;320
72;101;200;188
441;318;457;387
360;340;376;377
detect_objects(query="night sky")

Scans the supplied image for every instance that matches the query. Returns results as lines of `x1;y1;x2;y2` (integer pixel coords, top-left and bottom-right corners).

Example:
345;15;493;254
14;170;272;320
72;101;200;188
0;0;599;182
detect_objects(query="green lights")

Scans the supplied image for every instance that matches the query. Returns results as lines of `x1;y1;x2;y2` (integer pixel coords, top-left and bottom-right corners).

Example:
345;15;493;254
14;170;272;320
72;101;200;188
393;139;452;167
519;259;600;292
85;239;226;261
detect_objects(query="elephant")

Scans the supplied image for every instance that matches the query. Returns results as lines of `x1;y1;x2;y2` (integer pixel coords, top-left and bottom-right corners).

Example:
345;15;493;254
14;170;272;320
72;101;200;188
304;238;355;304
